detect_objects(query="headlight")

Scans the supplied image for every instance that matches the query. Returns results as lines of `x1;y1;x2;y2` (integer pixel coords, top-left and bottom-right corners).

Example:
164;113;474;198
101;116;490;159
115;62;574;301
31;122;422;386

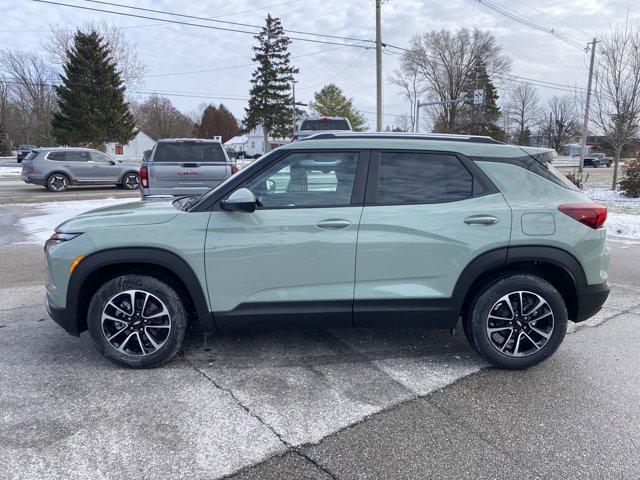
45;232;82;247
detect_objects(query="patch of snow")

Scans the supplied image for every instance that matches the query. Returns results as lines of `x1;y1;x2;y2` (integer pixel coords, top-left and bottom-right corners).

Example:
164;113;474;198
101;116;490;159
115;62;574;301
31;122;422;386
583;188;640;239
0;166;22;177
18;198;139;244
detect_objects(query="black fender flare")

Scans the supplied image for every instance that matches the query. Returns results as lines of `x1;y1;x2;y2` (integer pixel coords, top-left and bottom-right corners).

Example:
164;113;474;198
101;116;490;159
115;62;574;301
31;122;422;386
69;247;214;333
451;245;587;315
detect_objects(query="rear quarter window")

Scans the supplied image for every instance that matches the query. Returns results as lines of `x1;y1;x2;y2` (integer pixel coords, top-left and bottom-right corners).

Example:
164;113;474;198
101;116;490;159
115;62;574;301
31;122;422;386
153;142;227;163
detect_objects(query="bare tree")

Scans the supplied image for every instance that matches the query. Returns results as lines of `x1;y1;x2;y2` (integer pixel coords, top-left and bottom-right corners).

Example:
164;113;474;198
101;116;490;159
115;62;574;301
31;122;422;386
389;69;423;131
590;17;640;189
397;27;511;133
542;95;580;151
507;83;540;145
0;49;57;146
43;21;146;89
136;95;194;140
392;113;414;132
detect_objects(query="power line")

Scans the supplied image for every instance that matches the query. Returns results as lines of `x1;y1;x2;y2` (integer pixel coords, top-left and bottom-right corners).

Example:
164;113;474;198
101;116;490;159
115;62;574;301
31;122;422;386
507;0;593;39
79;0;375;45
473;0;587;51
298;48;373;90
31;0;373;49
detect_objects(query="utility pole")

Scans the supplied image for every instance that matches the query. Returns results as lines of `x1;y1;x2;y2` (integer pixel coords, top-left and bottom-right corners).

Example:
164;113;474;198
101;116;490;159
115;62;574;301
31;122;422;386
375;0;382;132
292;81;297;137
578;38;598;173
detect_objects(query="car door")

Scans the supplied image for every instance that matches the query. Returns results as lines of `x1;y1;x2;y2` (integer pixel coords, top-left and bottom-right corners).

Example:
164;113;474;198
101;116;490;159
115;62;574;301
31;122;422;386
204;149;368;330
47;151;94;183
353;150;512;328
90;151;121;183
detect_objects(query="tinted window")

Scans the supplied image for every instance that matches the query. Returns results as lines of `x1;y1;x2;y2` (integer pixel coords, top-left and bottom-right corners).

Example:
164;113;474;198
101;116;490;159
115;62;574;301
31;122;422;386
153;142;226;163
245;151;359;208
47;151;89;162
377;152;473;204
90;151;113;162
300;119;351;131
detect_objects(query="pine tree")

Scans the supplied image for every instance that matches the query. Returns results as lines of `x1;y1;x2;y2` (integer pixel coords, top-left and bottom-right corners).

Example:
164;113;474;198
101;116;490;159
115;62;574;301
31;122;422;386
458;60;504;140
243;15;298;152
52;30;135;146
309;83;367;131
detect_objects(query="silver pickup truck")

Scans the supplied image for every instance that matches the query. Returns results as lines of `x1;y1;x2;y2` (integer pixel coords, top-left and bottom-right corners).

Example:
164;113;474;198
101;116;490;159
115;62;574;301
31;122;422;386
292;116;352;142
141;138;237;198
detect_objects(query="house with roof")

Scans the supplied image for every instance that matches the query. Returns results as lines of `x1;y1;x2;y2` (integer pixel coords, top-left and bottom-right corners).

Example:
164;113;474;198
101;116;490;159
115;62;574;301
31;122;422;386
224;127;289;158
105;129;156;162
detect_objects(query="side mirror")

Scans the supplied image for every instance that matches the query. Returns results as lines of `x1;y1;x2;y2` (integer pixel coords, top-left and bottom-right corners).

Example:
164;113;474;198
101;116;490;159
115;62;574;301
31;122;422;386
221;188;256;213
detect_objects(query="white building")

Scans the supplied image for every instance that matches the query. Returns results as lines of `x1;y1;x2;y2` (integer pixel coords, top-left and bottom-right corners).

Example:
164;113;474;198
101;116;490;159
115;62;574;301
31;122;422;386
105;129;156;162
224;127;289;157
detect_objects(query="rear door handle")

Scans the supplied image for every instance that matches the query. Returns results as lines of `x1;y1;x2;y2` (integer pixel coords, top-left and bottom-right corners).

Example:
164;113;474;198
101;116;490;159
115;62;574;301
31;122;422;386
464;215;499;226
316;219;351;230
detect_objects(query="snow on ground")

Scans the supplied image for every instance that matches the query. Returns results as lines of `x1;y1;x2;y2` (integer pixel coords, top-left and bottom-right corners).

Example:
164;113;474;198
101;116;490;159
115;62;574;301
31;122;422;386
18;197;138;244
584;188;640;239
0;166;22;177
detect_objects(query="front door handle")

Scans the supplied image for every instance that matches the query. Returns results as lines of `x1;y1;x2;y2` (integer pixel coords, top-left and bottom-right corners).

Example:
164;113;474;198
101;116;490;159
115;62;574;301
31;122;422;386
316;219;351;230
464;215;499;226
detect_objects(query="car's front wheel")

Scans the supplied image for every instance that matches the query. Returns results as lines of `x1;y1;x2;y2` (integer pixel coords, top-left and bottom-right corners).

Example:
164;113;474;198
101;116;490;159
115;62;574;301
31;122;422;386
464;273;568;369
46;173;70;192
121;172;140;190
87;274;187;368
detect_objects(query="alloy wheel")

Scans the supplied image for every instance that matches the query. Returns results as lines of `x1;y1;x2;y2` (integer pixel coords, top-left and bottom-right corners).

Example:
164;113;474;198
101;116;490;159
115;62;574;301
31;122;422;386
48;174;68;191
123;173;140;189
101;289;172;356
485;290;554;357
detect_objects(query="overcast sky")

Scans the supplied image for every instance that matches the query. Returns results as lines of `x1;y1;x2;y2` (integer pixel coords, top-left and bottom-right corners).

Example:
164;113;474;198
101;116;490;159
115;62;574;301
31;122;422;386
2;0;639;129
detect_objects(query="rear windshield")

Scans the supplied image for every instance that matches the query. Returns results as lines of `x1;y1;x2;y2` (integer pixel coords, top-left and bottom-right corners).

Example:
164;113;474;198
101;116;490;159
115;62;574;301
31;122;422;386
300;119;350;131
153;142;227;163
19;145;36;150
24;151;38;161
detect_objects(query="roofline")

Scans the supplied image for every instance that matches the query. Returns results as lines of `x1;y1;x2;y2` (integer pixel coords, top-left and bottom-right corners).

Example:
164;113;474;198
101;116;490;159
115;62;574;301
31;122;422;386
300;132;502;144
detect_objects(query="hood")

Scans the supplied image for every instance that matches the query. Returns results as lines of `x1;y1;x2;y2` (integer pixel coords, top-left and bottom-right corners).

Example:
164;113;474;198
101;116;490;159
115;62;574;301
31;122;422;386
57;199;180;232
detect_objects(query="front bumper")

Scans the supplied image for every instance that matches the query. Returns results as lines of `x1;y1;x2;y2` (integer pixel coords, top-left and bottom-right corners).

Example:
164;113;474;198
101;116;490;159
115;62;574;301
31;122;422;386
574;282;610;323
45;293;80;337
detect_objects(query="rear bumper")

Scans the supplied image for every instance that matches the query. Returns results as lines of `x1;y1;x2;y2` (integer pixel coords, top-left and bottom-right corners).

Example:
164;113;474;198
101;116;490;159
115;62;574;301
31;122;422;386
45;293;80;337
574;282;610;323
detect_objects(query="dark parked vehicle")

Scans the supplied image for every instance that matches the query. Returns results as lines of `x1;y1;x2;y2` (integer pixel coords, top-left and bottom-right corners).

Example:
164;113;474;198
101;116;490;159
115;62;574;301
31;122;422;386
21;147;141;192
584;153;612;168
16;144;37;163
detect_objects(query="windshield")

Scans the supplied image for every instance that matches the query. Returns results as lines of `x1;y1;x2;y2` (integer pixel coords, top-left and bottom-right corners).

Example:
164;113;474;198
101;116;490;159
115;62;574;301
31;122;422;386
153;142;227;163
300;119;350;131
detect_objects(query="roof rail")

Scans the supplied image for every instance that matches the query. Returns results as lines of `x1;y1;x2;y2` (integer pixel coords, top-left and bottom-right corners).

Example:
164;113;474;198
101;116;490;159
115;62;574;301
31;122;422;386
301;132;502;144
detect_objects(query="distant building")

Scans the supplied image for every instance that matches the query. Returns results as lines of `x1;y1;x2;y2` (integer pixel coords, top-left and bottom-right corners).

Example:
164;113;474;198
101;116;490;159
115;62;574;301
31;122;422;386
105;129;156;162
223;127;289;157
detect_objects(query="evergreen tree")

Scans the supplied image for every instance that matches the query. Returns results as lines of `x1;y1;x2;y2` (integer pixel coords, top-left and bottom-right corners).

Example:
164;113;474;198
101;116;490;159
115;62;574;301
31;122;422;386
52;30;135;146
193;104;238;142
243;15;298;152
309;83;367;131
458;60;504;140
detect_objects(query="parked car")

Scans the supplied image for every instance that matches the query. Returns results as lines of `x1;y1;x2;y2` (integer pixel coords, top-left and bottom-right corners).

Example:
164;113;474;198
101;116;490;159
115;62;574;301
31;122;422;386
21;147;141;192
44;132;610;369
16;144;37;163
140;138;237;198
292;116;352;141
584;153;612;168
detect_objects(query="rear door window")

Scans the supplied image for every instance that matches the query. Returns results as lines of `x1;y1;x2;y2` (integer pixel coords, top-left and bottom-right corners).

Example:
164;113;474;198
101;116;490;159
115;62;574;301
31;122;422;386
376;152;474;204
153;142;227;163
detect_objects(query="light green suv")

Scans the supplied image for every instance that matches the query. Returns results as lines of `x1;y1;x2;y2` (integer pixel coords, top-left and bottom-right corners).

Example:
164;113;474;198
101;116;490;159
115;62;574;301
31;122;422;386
44;133;610;369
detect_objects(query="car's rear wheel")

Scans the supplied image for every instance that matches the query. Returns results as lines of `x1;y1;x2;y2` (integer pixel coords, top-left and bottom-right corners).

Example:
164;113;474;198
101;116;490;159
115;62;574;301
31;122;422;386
465;273;568;369
87;274;187;368
121;172;140;190
46;173;69;192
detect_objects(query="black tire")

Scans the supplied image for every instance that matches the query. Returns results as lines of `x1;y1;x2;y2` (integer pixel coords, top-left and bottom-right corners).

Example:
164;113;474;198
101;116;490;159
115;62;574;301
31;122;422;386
46;173;70;192
465;273;568;370
87;274;187;368
121;172;140;190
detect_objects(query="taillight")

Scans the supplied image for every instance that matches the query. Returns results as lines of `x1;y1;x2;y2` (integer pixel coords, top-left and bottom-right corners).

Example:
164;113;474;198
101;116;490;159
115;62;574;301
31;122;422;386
231;165;238;175
558;204;607;229
291;135;298;142
27;163;34;173
140;165;148;188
